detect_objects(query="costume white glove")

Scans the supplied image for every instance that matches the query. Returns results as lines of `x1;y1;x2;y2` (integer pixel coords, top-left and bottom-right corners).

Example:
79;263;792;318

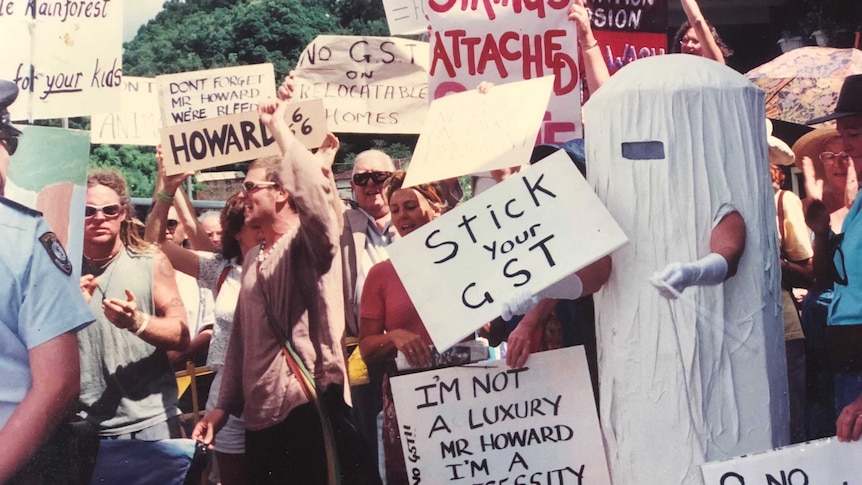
650;253;728;300
541;272;584;300
500;273;584;320
501;289;540;321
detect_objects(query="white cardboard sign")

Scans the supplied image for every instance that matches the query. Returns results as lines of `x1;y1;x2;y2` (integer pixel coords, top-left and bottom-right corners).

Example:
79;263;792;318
701;437;862;484
156;64;276;127
293;35;430;134
382;0;426;35
1;1;123;121
90;77;161;145
160;99;326;175
403;76;553;188
427;0;581;144
390;346;611;485
388;150;628;352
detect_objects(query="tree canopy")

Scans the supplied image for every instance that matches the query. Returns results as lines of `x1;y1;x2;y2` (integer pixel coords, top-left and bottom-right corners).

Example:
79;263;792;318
95;0;412;197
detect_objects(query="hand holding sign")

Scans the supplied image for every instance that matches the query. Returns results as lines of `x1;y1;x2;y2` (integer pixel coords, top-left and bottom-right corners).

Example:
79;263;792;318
160;98;327;176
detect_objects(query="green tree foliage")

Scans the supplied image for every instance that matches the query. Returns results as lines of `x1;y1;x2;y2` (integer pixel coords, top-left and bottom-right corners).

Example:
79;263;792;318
89;145;158;197
123;0;348;80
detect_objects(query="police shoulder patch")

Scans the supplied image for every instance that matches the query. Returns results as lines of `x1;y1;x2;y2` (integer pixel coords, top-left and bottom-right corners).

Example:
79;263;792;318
39;232;72;275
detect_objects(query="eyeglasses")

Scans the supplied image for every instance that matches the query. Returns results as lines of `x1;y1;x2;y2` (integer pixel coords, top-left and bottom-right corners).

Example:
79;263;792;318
85;204;122;218
241;180;277;193
819;151;850;164
353;171;392;187
679;36;700;46
1;136;18;156
831;233;848;286
166;219;179;230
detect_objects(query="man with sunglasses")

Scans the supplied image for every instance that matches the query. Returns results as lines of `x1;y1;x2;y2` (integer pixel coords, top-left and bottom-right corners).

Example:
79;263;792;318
340;150;397;472
0;79;97;483
78;169;190;442
806;74;862;442
194;100;377;484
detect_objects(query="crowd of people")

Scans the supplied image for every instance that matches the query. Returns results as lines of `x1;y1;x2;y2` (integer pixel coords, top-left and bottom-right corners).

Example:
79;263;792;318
3;0;862;484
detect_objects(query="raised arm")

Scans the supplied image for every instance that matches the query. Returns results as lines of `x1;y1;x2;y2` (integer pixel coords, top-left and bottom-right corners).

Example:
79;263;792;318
259;100;338;273
569;0;610;92
145;146;203;277
680;0;725;64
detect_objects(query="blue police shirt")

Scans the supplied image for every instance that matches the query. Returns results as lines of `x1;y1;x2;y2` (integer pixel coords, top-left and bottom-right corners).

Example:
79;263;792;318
0;197;94;427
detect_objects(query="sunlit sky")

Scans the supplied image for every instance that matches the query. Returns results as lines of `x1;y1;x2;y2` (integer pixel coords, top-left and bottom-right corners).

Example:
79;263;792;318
123;0;169;42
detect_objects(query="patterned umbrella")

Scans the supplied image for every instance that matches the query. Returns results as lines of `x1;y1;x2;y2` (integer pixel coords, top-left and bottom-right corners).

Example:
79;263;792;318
746;47;862;126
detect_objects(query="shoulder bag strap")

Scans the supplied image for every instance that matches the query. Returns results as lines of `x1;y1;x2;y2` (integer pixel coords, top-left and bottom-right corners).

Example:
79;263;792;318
257;275;341;485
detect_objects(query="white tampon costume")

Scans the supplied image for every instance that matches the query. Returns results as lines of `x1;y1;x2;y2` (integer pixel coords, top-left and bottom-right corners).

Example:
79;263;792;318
583;55;788;485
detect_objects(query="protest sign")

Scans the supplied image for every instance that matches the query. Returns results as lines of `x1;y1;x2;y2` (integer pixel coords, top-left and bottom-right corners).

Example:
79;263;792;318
7;126;91;266
403;76;553;189
156;64;276;127
160;99;326;176
91;77;161;145
586;0;668;75
390;346;611;485
293;35;430;134
701;437;862;484
427;0;580;144
388;150;628;351
0;1;123;121
382;0;426;35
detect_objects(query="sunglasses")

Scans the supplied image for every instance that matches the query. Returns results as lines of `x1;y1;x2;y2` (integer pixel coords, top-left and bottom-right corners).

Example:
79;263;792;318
820;151;849;164
85;204;122;218
241;180;277;193
1;136;18;156
166;219;179;230
353;171;392;187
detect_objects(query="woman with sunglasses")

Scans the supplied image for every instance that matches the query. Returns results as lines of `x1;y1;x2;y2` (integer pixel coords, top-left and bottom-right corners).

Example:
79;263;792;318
78;169;190;441
358;171;452;484
144;155;262;485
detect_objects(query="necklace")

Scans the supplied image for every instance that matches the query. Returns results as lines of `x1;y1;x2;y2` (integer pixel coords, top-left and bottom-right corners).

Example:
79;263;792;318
257;231;288;264
84;250;121;302
84;247;120;266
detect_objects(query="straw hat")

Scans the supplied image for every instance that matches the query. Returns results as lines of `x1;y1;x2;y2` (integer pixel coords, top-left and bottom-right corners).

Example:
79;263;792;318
791;127;841;180
766;119;794;166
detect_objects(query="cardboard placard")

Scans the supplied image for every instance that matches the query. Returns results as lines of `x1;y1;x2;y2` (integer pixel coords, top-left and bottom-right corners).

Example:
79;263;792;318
390;347;611;485
90;77;161;145
0;0;123;121
403;76;554;188
701;437;862;484
388;150;628;352
293;35;430;134
427;0;581;144
382;0;426;36
160;99;326;175
156;64;276;127
586;0;668;75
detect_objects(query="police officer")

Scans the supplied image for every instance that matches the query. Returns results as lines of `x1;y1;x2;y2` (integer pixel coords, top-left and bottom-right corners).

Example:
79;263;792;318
0;79;22;196
0;79;96;484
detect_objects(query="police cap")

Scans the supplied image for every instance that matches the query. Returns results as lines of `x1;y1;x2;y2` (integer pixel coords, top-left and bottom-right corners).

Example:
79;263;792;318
0;80;22;137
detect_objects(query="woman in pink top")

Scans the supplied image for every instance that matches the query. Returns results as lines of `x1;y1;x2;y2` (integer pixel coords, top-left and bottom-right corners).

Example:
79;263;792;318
359;171;446;484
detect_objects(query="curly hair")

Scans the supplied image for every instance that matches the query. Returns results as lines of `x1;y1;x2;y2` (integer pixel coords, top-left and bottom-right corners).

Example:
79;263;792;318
87;169;152;253
673;20;734;59
220;192;248;262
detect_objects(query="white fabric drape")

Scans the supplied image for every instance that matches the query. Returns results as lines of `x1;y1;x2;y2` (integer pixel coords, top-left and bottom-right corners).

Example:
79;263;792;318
584;54;788;485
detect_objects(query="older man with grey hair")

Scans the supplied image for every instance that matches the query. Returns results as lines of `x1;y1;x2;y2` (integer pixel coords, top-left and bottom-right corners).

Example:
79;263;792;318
341;149;397;476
